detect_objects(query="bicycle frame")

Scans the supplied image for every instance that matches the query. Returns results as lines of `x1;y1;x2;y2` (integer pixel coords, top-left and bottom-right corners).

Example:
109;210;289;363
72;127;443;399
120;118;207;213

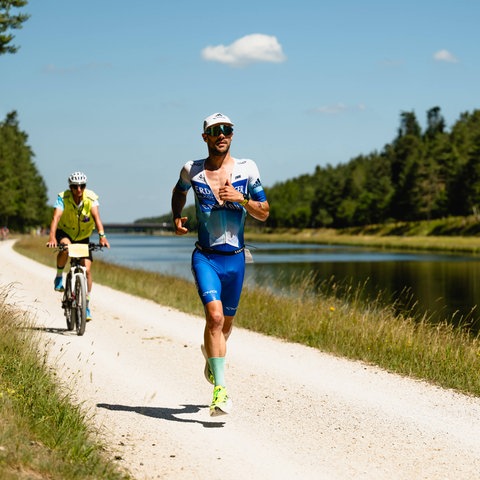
62;249;88;335
58;243;102;336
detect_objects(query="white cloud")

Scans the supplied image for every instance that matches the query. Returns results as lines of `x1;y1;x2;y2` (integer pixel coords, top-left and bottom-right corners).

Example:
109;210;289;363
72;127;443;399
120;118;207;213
201;33;286;67
433;49;459;63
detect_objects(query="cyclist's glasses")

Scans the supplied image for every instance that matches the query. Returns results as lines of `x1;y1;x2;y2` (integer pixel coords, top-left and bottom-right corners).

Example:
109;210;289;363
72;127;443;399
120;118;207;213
204;124;234;137
71;184;86;190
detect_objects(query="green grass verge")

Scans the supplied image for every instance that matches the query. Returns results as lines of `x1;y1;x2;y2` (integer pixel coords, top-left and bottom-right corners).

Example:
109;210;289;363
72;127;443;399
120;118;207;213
0;286;131;480
247;215;480;253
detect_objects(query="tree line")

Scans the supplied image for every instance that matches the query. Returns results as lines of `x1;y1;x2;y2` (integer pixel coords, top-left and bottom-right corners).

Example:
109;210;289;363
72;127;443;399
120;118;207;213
0;2;43;231
0;111;49;230
265;107;480;229
4;104;480;233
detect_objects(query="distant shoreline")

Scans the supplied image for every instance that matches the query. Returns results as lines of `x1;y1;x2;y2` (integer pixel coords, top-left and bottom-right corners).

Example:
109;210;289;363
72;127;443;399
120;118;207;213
244;229;480;254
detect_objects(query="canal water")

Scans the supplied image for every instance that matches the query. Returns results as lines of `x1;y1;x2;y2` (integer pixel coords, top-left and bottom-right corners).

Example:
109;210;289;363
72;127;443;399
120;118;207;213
100;233;480;332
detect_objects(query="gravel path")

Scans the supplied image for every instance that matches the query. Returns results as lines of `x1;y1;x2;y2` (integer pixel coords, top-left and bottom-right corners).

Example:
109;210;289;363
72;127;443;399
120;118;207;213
1;239;480;480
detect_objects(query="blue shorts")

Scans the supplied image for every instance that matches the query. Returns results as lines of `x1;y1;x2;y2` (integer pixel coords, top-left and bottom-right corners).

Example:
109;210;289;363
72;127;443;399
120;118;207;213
191;248;245;317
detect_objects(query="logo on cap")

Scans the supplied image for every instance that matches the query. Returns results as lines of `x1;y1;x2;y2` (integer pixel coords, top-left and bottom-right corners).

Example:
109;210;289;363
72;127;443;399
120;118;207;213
203;112;234;131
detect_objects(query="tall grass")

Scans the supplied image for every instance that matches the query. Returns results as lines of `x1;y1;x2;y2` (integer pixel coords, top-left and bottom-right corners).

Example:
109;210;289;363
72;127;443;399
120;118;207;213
238;276;480;394
12;235;480;397
0;286;130;480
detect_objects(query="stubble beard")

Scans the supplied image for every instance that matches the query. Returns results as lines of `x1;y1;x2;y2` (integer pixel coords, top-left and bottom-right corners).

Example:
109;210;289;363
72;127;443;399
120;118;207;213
210;142;230;158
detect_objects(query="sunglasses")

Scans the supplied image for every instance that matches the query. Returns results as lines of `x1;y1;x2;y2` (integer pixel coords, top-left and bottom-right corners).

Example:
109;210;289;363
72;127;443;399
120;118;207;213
71;184;86;190
204;124;234;137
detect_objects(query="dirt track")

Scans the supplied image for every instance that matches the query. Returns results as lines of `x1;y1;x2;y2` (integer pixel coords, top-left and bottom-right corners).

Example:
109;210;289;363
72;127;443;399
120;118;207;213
1;239;480;480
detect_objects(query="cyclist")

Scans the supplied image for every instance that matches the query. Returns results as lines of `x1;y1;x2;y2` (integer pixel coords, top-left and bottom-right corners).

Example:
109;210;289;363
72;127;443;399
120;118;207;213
171;113;269;415
46;171;110;321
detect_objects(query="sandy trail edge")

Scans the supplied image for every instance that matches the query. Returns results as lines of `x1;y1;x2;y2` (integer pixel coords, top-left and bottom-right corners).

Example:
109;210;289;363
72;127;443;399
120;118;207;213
1;239;480;480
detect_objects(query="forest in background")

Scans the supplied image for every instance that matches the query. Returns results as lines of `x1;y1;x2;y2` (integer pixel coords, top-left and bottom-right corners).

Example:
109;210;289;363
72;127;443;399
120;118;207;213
140;106;480;231
265;106;480;229
0;2;48;231
0;111;49;230
2;106;480;233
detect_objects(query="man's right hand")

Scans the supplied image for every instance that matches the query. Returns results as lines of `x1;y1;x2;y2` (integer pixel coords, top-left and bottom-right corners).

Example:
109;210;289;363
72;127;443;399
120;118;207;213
174;216;188;235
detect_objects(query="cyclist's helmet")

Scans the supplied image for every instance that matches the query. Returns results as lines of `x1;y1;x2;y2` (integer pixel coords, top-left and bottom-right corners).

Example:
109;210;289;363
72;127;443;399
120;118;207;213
68;171;87;186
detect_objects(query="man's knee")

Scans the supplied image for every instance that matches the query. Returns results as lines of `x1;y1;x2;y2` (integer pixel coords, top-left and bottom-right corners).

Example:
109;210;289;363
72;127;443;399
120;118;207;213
206;305;224;330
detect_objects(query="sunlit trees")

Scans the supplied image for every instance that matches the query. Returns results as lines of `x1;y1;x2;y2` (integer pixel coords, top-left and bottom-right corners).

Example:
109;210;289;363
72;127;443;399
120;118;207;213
266;107;480;229
0;2;44;230
0;0;29;55
0;111;49;230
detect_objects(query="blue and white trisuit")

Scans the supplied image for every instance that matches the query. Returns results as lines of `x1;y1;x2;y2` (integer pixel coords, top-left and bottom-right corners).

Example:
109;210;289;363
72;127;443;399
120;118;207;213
174;157;268;316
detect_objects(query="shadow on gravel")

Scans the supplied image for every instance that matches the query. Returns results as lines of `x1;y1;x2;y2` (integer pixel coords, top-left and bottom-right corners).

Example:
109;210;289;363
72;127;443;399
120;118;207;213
97;403;225;428
25;326;76;336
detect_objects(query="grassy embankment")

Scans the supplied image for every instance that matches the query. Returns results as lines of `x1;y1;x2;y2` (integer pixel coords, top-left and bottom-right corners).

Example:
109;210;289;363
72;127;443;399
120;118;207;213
246;214;480;253
0;284;131;479
2;221;480;477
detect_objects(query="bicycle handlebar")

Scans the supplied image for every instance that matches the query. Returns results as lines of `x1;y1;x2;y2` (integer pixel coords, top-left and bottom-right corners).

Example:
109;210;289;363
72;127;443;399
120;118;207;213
55;242;104;252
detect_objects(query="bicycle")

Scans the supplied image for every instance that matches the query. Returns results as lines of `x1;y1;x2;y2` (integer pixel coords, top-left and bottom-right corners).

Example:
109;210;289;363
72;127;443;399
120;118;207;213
57;243;103;336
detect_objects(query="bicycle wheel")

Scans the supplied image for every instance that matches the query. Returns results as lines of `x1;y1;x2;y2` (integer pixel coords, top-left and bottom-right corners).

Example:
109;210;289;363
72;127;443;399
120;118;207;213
63;274;75;331
72;274;87;336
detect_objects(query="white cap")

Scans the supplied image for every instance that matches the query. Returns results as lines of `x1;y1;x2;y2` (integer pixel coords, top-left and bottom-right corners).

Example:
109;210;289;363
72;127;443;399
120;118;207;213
203;112;234;132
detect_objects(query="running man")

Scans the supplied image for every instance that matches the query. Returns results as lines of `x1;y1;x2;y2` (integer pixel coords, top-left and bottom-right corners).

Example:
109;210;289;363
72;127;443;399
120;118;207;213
171;113;269;415
46;171;110;321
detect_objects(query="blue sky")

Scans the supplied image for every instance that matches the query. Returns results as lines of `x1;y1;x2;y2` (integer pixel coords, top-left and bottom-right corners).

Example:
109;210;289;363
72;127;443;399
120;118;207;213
1;0;478;222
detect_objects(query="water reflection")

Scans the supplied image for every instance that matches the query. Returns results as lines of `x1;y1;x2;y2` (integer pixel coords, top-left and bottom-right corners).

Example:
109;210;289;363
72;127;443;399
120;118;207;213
103;234;480;333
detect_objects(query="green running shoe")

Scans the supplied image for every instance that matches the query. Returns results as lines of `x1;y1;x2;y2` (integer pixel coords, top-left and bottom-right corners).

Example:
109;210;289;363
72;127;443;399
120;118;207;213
210;385;232;416
201;344;215;385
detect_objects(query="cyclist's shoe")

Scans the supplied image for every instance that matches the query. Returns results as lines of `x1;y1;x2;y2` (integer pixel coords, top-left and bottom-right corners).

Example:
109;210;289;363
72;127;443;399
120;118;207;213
86;306;92;322
53;276;64;292
209;385;232;416
201;344;215;385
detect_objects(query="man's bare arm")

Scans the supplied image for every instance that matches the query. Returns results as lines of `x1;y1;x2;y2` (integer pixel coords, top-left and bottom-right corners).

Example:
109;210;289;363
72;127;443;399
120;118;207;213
171;188;189;235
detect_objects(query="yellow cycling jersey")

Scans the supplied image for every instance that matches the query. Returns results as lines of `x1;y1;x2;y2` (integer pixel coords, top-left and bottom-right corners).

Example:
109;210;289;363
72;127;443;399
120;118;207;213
57;189;98;241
